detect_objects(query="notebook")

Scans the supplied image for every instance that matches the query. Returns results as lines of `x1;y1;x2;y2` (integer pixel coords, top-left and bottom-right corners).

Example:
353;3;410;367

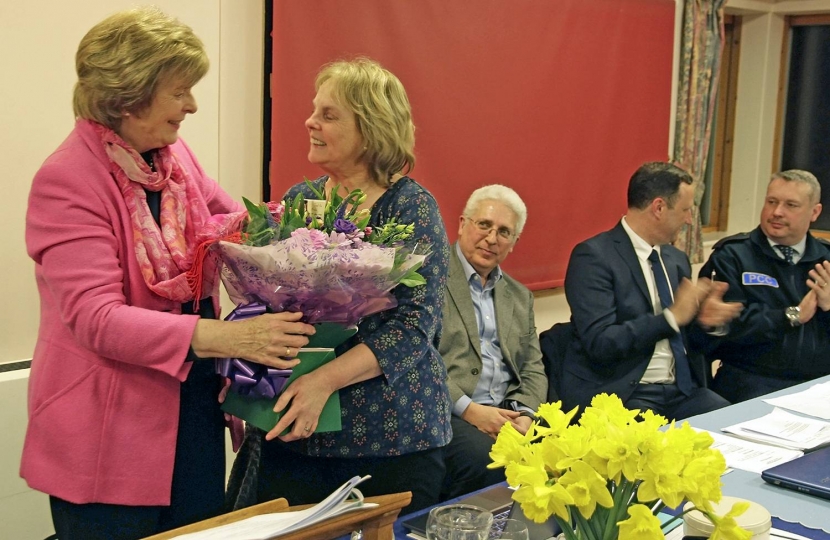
401;485;560;540
761;445;830;500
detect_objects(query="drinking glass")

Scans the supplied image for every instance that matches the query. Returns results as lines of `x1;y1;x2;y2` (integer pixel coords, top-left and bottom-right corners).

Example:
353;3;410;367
489;518;529;540
426;504;494;540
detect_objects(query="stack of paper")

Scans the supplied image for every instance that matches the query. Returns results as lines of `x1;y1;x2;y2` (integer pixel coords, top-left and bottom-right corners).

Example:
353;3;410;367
722;408;830;451
171;475;377;540
703;430;804;474
764;381;830;420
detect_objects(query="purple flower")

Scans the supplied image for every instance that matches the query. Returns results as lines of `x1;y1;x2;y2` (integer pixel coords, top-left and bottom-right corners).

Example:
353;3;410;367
291;227;329;249
334;218;358;235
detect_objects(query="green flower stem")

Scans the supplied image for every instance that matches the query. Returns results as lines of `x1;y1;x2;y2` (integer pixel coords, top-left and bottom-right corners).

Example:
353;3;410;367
572;508;600;540
555;515;579;540
602;479;636;540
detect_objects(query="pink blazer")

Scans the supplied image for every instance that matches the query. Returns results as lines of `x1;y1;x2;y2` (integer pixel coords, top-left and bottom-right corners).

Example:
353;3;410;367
21;120;240;505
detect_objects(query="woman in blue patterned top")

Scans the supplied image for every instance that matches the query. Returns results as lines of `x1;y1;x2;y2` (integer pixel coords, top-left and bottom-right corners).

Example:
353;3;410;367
227;58;451;512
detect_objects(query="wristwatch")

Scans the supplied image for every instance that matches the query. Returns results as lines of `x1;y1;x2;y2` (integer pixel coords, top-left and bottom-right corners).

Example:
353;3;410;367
517;410;537;421
785;306;802;327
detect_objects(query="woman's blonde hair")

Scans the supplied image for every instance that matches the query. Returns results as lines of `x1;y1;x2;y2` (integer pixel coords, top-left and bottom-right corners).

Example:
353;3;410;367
315;58;415;187
73;6;208;129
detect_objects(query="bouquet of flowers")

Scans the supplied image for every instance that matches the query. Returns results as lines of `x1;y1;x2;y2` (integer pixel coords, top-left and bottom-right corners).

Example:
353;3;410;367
488;394;752;540
214;180;430;433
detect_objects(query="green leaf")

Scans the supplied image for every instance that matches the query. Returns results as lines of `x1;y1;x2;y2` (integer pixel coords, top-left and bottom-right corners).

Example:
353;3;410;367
399;275;426;287
242;196;264;218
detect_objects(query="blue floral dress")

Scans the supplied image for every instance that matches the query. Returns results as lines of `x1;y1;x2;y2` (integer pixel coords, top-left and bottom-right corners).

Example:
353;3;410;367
225;175;452;510
282;175;452;457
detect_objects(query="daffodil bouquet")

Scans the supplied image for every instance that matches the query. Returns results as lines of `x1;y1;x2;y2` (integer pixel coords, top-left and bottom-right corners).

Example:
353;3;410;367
488;394;752;540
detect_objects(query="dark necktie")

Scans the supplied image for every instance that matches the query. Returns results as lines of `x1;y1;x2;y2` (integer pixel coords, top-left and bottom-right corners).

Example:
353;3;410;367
647;249;692;394
776;245;795;265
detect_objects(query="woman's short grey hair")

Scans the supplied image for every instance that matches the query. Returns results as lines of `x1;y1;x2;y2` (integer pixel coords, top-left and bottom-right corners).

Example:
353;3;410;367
315;58;415;187
772;170;821;204
73;6;208;130
463;184;528;237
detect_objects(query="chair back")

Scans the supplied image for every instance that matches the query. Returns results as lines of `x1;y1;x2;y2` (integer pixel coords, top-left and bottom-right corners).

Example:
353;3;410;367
539;322;574;403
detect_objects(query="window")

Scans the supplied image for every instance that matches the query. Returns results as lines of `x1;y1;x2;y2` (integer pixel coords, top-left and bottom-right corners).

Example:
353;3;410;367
775;15;830;232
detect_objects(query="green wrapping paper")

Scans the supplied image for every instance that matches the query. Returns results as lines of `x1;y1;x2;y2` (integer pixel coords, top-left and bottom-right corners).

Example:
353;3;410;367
221;322;357;433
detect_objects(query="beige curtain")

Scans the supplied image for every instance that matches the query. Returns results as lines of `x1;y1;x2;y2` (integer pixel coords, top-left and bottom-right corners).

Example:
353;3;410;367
672;0;726;263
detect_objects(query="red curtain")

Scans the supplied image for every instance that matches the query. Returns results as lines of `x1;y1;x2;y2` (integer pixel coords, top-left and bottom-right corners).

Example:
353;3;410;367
270;0;674;290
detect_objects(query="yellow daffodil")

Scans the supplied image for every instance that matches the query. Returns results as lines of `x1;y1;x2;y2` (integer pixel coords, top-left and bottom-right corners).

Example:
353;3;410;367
535;401;578;437
707;502;753;540
488;397;751;540
592;426;640;483
583;393;640;429
488;421;528;469
681;452;726;509
551;425;593;469
503;446;548;490
509;453;575;522
559;461;614;519
618;504;664;540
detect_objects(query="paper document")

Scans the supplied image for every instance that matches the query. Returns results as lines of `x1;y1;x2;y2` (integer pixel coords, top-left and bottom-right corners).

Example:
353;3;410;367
764;381;830;420
171;475;377;540
703;430;803;474
722;408;830;451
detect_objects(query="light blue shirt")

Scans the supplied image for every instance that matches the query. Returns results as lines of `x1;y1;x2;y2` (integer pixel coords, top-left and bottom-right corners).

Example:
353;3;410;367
767;236;807;264
452;244;515;417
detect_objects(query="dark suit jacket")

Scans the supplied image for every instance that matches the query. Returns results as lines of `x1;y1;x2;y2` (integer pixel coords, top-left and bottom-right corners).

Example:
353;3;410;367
438;246;548;411
561;221;707;411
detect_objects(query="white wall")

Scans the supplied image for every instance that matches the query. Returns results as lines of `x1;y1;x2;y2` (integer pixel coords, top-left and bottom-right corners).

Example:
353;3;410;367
0;1;263;538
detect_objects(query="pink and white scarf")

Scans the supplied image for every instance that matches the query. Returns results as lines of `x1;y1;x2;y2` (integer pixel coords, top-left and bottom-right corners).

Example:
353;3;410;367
89;120;240;303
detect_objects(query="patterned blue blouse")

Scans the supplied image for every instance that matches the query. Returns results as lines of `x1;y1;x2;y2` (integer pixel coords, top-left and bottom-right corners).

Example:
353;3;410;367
282;176;452;457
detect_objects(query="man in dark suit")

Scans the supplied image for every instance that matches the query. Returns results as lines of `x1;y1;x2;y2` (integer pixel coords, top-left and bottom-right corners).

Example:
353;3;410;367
562;162;741;420
438;185;547;500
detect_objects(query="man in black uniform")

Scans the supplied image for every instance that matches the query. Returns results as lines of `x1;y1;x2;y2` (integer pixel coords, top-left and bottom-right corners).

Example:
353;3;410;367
700;169;830;403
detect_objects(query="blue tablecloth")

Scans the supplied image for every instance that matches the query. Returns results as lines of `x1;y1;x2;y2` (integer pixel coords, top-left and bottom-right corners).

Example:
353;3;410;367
683;375;830;538
393;376;830;539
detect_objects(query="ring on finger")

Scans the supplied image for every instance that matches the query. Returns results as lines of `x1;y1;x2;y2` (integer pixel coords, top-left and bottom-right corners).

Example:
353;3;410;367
285;347;291;357
303;425;311;432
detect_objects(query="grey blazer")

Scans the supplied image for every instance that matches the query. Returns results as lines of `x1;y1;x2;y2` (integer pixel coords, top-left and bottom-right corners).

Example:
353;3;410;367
438;246;548;411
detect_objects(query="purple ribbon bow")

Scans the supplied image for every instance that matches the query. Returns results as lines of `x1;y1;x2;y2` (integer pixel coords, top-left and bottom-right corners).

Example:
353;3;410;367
215;302;293;399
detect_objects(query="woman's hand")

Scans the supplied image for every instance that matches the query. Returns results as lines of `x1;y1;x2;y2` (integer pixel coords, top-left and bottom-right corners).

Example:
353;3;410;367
191;312;315;368
266;369;336;442
264;343;383;442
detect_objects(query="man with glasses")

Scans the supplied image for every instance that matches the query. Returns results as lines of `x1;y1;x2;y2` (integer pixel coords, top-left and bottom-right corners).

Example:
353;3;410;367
562;162;741;420
438;185;547;499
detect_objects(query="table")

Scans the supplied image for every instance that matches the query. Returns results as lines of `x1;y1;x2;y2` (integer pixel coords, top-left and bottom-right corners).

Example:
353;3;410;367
683;375;830;538
395;376;830;539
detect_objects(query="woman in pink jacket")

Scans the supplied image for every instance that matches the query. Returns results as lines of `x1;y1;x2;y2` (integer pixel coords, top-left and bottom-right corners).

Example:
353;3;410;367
21;8;314;540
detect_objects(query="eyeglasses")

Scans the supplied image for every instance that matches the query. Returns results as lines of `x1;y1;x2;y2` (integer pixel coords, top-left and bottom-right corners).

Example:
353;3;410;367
466;218;516;241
